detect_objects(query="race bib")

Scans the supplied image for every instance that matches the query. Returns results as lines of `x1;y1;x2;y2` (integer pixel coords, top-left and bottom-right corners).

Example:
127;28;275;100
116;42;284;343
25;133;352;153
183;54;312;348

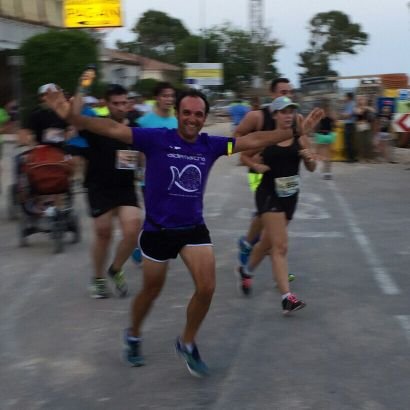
116;150;138;170
275;175;300;197
42;128;65;143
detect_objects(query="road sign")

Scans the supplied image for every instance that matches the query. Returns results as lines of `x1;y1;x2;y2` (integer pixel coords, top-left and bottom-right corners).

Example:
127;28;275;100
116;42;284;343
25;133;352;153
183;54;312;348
393;113;410;132
64;0;122;28
184;63;223;86
398;89;410;100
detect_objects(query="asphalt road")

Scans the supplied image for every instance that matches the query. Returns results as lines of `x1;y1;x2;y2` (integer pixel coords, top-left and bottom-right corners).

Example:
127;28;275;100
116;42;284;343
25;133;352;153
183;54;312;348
1;124;410;410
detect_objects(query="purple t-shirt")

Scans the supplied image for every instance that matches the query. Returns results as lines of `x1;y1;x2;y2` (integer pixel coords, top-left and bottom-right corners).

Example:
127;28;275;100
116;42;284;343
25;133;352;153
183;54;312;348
132;128;235;231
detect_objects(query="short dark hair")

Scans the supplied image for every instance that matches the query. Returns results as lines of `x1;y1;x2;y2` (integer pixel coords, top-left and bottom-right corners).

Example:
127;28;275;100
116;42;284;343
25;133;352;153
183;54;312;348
175;89;210;115
270;77;290;92
346;92;354;100
104;84;127;101
153;82;175;97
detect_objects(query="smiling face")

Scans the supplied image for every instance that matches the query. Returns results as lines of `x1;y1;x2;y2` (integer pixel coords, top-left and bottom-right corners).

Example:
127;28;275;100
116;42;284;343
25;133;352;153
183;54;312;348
176;96;207;141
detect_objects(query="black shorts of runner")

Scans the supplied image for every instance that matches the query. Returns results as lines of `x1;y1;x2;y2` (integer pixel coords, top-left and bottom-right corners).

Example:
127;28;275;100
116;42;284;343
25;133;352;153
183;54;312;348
139;224;212;262
87;185;139;218
255;187;298;221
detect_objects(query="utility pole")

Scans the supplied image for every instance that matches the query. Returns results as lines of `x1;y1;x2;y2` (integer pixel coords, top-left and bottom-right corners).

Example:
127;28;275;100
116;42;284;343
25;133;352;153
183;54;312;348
199;0;207;62
249;0;264;89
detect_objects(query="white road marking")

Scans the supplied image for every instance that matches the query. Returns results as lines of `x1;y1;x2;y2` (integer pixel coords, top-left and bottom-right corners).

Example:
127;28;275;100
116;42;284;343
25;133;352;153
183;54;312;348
210;227;344;239
395;316;410;343
329;182;400;295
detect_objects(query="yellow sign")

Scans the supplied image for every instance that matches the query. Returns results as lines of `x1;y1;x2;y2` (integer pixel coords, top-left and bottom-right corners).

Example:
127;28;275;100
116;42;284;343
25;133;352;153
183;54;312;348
185;69;222;78
184;63;223;86
383;89;398;98
64;0;122;28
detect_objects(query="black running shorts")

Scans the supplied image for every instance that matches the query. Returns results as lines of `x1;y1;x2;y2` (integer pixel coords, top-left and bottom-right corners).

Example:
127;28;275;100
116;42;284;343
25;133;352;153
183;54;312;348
255;187;298;221
87;185;139;218
139;224;212;262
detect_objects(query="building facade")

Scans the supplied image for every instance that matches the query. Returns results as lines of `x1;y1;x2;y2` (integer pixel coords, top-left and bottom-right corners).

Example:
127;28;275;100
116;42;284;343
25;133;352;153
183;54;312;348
0;0;63;103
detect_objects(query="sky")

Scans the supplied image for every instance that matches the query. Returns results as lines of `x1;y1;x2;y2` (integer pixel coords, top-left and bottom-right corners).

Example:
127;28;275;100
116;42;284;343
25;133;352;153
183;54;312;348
105;0;410;88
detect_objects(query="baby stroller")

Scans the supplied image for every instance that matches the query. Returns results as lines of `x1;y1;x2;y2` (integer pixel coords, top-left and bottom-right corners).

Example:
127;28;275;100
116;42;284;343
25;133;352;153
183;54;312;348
17;144;81;253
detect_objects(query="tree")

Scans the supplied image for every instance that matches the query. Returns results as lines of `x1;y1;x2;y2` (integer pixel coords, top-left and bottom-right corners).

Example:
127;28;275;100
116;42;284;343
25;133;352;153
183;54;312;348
209;24;281;92
20;29;99;114
133;78;159;97
117;10;189;62
298;11;368;79
174;35;219;66
118;11;282;92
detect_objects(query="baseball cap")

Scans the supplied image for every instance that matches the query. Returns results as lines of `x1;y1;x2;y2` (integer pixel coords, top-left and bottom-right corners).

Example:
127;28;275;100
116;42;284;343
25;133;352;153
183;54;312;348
127;91;140;99
38;83;58;95
270;96;298;112
83;95;98;105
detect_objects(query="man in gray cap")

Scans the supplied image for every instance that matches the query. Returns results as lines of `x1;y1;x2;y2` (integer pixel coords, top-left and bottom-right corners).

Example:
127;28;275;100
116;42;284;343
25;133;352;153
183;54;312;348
19;83;70;147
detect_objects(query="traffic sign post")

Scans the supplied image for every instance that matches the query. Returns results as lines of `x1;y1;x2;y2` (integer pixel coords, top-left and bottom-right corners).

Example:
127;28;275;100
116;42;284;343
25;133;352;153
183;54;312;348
393;113;410;132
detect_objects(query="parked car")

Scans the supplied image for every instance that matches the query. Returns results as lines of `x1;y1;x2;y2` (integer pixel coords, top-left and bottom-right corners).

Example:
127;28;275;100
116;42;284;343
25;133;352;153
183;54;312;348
210;100;232;117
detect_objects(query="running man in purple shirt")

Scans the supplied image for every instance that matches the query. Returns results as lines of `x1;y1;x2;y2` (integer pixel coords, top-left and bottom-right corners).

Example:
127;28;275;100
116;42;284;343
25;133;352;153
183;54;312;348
46;83;323;377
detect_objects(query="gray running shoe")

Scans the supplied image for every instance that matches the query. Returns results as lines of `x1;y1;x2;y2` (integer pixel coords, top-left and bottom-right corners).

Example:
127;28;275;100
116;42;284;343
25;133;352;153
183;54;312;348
109;268;128;297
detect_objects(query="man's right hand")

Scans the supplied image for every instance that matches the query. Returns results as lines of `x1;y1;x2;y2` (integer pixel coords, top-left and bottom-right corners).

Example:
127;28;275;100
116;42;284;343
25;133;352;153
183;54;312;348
45;88;72;121
302;108;324;135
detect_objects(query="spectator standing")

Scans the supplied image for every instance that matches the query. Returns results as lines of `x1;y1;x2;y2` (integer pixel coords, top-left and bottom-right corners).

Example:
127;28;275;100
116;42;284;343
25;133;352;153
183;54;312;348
314;100;337;179
341;92;356;162
375;104;396;163
229;98;250;130
354;95;375;162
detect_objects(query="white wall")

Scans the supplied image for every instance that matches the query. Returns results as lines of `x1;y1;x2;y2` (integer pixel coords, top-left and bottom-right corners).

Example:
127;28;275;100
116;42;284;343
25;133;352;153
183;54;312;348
0;17;48;50
101;62;141;89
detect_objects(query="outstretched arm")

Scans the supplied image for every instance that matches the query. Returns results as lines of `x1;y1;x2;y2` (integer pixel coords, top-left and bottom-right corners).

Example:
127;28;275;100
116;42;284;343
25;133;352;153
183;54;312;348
233;108;323;153
45;88;133;144
299;135;317;172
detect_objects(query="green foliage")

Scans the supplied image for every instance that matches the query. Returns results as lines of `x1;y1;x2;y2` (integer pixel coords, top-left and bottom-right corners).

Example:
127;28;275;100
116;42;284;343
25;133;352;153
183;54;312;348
299;11;368;79
208;24;281;92
118;11;282;92
127;10;189;62
133;78;160;97
116;39;140;55
20;29;99;113
174;35;219;65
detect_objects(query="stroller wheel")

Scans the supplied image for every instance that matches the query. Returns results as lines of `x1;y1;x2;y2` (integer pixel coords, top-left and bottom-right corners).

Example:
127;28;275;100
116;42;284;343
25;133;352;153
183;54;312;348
51;212;64;254
68;213;81;244
7;184;19;221
52;227;64;254
18;215;29;247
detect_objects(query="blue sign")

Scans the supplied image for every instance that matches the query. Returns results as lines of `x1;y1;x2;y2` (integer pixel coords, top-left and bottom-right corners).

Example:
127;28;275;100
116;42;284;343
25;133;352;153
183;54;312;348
398;89;410;101
377;97;395;114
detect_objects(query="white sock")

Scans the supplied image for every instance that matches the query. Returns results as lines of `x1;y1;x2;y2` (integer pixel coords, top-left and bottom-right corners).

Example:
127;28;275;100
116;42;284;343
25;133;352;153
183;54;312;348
243;265;253;275
282;292;291;300
184;342;194;353
128;335;141;342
